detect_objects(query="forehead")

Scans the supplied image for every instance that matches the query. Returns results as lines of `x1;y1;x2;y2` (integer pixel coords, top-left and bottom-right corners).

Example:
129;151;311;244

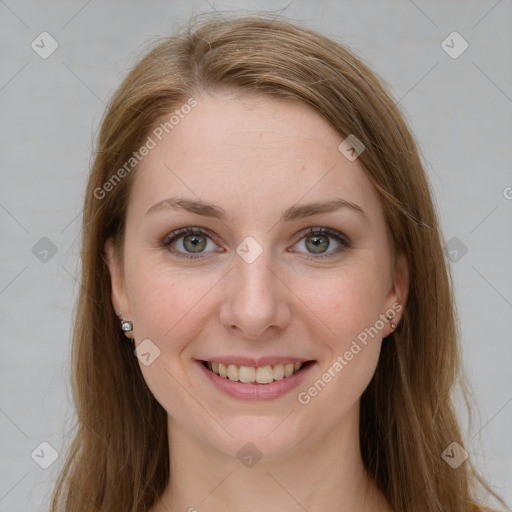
127;91;383;224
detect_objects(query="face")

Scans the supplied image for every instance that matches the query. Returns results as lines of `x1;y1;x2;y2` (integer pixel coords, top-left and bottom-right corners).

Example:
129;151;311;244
106;90;408;459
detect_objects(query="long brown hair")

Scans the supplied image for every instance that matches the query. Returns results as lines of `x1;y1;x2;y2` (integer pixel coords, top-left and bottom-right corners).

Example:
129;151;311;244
50;12;508;512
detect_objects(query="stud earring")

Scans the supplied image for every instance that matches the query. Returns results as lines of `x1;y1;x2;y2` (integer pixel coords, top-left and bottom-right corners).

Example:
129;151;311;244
120;319;133;332
385;311;398;332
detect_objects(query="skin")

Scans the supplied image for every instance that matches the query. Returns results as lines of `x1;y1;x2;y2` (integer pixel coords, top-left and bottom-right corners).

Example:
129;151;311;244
105;89;408;512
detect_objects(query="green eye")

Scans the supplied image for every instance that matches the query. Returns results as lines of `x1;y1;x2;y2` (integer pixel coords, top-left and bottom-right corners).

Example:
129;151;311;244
292;227;351;260
162;226;351;260
162;227;217;259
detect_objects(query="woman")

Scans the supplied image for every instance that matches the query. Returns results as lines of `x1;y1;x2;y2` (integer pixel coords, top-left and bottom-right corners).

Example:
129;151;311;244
50;13;507;512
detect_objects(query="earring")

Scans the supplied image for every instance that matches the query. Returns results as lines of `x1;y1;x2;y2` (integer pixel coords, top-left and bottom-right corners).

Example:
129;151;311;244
116;311;134;339
385;311;398;332
120;318;133;332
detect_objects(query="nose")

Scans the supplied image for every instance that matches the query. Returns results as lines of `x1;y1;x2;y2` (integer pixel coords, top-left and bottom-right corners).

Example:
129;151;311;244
218;245;291;340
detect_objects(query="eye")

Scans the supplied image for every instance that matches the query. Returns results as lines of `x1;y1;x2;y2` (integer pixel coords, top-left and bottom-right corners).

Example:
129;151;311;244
161;227;220;259
161;226;351;260
291;227;351;260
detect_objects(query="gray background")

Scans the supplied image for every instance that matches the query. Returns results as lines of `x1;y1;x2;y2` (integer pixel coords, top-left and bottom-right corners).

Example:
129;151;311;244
1;0;511;510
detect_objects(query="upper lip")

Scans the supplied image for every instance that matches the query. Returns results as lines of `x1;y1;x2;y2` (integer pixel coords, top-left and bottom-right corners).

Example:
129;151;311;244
196;356;315;367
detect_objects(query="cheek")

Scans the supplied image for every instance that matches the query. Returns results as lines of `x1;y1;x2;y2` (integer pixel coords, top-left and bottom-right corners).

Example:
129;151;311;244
293;263;387;343
123;262;219;415
126;262;216;346
294;272;386;415
291;263;387;397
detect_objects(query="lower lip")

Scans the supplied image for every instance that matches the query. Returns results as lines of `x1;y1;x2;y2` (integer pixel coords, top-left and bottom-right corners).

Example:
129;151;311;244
195;360;316;401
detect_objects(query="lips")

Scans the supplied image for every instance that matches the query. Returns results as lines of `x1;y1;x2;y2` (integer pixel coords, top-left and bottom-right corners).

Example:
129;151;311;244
195;358;317;401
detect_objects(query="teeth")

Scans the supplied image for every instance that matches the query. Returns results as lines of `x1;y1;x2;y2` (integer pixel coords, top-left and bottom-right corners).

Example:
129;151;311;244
227;364;238;381
273;363;284;380
284;363;294;377
256;365;274;384
205;360;306;384
238;366;256;383
218;363;228;378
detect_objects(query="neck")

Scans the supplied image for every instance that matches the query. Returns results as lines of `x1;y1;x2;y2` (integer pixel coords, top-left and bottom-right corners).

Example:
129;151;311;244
155;402;391;512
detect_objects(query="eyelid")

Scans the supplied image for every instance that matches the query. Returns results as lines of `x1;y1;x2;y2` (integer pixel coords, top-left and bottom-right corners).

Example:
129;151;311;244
297;226;351;245
161;226;219;246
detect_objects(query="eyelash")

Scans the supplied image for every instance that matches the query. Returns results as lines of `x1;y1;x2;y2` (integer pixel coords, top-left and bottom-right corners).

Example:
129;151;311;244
160;226;351;261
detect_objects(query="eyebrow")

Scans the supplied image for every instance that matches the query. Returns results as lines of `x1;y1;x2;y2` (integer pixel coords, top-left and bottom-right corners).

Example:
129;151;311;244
146;196;366;222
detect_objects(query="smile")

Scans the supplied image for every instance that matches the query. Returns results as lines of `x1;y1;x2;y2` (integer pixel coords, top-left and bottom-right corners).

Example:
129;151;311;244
196;358;317;401
203;360;309;384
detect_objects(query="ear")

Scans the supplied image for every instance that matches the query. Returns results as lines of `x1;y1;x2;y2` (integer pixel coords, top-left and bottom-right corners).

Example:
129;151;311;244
384;251;409;334
392;251;409;308
104;237;133;337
